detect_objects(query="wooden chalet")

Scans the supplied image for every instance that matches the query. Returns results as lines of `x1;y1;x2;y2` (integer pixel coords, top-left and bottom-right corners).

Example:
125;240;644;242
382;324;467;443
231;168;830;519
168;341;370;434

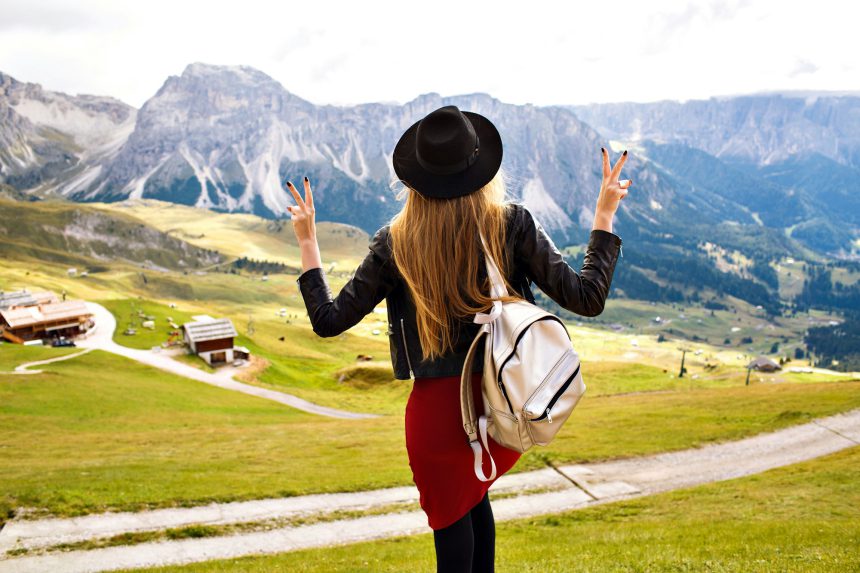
181;318;250;365
0;299;93;343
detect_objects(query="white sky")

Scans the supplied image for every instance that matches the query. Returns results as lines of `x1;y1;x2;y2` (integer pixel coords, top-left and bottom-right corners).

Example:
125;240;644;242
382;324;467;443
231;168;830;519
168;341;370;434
0;0;856;109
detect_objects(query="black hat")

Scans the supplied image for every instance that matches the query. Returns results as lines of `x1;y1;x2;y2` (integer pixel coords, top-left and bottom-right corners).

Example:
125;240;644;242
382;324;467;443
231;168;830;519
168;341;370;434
392;105;503;200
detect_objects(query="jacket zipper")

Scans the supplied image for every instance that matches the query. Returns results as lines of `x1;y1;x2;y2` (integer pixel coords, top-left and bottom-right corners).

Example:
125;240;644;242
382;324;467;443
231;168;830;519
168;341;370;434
400;317;414;379
529;362;581;422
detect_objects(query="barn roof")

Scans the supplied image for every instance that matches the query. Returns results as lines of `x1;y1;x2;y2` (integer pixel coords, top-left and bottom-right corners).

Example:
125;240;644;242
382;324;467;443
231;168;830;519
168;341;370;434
0;290;59;310
747;356;781;369
182;318;238;343
0;290;36;310
0;300;92;329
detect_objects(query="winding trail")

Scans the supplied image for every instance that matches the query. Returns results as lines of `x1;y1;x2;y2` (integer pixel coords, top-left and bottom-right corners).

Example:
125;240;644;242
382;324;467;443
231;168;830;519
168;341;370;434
7;302;377;420
1;407;857;572
5;348;95;375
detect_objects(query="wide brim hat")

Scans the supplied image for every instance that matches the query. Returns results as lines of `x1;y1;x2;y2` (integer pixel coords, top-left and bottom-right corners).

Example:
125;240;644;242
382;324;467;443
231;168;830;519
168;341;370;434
392;105;503;200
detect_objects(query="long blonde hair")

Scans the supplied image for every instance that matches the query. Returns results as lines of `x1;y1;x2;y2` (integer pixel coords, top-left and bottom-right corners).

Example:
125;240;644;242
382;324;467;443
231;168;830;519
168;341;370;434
388;170;525;362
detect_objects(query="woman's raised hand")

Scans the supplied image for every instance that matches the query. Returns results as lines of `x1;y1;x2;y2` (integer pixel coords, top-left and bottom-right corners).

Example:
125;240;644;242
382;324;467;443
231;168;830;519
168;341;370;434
596;147;632;219
286;177;317;244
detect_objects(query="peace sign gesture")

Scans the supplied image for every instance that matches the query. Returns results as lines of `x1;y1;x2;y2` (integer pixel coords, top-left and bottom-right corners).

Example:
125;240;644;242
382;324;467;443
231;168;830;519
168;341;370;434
286;177;317;244
596;147;632;218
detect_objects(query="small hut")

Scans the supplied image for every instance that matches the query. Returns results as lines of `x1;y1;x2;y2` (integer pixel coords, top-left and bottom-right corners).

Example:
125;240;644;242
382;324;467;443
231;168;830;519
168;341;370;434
181;318;249;365
747;356;782;372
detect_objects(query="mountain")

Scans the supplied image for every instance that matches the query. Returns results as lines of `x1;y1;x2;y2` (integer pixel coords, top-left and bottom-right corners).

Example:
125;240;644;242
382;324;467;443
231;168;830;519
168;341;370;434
60;63;636;243
4;65;860;315
570;93;860;168
1;65;857;262
0;72;136;195
569;94;860;256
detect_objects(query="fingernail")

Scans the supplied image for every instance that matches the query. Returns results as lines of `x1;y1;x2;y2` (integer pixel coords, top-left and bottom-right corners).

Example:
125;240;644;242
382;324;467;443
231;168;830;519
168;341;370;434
304;176;309;182
601;147;605;153
286;181;293;188
623;150;628;156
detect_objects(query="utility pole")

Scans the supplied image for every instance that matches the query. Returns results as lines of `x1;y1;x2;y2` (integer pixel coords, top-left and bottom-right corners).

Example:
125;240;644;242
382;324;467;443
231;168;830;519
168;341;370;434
677;346;691;378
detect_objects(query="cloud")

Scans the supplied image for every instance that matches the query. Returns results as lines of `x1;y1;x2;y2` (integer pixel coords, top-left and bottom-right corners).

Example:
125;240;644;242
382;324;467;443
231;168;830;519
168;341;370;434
0;0;856;108
0;0;125;32
789;58;819;77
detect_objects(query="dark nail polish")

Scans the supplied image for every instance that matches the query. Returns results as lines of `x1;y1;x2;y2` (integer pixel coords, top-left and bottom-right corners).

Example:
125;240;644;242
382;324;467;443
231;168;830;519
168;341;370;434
601;147;605;153
623;150;628;156
304;176;309;182
286;181;293;188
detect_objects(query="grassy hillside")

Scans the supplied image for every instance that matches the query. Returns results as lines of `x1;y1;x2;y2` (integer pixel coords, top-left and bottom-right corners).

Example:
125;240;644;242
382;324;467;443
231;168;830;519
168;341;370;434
0;198;222;270
96;199;372;271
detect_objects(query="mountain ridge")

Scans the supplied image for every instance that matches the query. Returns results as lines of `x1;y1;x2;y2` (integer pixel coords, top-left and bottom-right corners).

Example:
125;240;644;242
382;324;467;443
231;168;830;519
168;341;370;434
1;63;858;261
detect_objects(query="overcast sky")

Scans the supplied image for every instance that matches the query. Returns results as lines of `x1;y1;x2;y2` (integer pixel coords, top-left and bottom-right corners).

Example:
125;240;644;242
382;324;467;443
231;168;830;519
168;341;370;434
0;0;856;109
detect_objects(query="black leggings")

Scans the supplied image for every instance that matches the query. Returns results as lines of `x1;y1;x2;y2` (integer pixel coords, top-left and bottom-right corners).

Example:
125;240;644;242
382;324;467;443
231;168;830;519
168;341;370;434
432;492;495;573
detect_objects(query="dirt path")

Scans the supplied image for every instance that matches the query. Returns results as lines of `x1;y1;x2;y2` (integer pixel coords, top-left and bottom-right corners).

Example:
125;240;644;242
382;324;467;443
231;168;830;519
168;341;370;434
1;407;857;573
74;302;377;420
0;348;95;375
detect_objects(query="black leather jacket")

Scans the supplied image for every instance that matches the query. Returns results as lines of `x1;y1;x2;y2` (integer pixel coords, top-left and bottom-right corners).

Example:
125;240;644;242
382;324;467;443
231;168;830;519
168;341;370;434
297;202;623;381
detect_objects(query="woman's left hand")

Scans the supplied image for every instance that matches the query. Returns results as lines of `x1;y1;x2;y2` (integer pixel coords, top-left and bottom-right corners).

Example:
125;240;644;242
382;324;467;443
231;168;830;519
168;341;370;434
286;177;317;244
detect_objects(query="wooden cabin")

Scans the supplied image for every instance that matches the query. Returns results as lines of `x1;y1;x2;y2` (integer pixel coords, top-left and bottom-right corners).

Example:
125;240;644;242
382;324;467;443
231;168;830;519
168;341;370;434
747;356;782;372
181;318;249;365
0;299;93;343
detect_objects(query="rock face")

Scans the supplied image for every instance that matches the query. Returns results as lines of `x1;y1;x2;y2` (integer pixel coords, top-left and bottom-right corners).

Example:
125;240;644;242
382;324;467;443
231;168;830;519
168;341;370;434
60;63;638;242
570;93;860;169
0;71;136;195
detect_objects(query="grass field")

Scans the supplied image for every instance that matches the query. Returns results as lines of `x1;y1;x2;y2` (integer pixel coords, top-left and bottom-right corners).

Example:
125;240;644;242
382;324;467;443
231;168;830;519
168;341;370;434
95;199;372;270
0;343;78;371
1;349;858;523
129;445;860;572
102;299;199;350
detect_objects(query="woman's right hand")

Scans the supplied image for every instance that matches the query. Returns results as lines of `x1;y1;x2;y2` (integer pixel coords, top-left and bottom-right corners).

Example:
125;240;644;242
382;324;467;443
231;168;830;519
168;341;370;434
593;147;632;232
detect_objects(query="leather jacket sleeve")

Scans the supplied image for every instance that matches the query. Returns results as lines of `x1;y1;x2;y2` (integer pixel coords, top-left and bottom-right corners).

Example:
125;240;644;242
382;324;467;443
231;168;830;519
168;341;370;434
296;226;399;338
514;204;622;317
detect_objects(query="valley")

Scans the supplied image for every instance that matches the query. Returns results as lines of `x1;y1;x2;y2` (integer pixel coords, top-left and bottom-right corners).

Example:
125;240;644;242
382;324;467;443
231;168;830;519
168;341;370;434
1;64;859;570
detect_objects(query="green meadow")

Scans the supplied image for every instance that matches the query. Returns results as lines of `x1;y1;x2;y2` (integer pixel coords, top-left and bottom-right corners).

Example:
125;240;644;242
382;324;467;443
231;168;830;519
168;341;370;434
0;344;78;371
1;348;858;523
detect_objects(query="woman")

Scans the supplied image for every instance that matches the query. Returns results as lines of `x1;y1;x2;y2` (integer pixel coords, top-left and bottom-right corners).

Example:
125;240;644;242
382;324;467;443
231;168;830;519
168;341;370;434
288;105;629;572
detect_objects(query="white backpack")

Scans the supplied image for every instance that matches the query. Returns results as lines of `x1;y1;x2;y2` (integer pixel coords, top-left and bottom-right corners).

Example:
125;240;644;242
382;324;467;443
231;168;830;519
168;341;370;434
460;231;586;482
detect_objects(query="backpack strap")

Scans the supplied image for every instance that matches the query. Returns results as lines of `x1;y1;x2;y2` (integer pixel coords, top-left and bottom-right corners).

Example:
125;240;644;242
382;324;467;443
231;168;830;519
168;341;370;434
459;230;509;483
478;230;509;301
460;321;497;482
470;415;497;482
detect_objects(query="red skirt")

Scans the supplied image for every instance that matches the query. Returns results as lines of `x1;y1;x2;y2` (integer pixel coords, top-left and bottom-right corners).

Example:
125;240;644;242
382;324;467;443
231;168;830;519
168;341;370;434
405;370;522;530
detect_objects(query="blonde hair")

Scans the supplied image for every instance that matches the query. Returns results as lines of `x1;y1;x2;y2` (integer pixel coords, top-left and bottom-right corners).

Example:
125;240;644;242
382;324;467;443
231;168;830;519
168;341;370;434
388;170;525;362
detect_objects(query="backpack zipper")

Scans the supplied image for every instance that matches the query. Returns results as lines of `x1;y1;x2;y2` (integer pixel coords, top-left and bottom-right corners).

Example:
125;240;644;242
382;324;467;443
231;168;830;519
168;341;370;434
529;362;581;422
400;317;414;379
